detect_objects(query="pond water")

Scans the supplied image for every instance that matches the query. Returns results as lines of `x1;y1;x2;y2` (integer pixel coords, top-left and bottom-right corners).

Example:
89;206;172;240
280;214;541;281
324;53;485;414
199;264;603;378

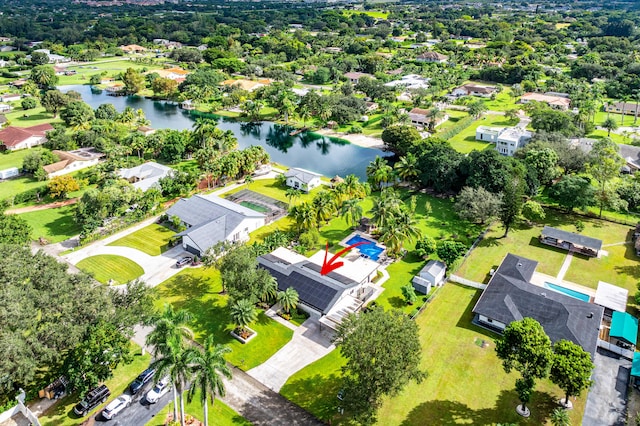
59;85;390;180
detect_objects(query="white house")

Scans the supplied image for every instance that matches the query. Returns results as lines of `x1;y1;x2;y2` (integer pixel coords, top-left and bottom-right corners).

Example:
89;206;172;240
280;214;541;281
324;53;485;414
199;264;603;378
408;108;449;129
284;167;322;192
384;74;430;90
166;194;266;257
412;260;446;295
1;93;21;102
495;128;532;156
32;49;71;64
43;148;105;178
0;103;11;113
475;126;502;143
0;124;53;150
118;162;173;192
451;84;498;98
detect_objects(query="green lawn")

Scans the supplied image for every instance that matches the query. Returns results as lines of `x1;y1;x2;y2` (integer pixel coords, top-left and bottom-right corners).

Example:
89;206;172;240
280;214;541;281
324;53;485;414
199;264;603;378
58;59;165;86
446;114;517;154
5;105;62;127
481;87;518;112
1;175;49;202
148;391;251;426
0;148;39;170
434;109;469;134
282;284;586;425
593;110;640;128
225;178;318;205
155;267;293;370
40;343;151;426
76;254;144;285
586;129;626;144
19;205;81;243
108;223;175;256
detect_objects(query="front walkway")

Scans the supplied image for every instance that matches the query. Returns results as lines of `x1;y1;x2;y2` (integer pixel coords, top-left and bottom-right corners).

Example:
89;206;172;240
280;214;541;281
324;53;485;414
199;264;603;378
247;317;335;392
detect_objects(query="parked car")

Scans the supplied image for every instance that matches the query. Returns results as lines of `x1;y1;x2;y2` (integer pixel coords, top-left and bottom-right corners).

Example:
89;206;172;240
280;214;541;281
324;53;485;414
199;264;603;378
145;376;171;404
73;384;110;416
175;256;192;268
101;394;131;420
130;368;156;394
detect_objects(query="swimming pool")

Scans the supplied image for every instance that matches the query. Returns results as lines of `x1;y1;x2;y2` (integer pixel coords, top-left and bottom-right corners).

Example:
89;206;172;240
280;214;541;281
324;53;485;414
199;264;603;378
544;282;591;302
345;234;384;261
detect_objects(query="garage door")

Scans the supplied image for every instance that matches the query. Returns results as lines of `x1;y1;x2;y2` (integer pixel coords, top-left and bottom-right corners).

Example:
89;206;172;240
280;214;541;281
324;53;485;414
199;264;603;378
185;245;201;256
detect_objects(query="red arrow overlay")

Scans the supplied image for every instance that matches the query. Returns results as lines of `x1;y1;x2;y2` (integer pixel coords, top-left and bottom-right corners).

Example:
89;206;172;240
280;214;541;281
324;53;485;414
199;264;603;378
320;240;372;275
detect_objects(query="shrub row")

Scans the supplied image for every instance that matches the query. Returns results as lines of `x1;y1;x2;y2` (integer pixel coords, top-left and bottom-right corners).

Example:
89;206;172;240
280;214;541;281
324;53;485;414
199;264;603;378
5;185;50;205
438;115;476;141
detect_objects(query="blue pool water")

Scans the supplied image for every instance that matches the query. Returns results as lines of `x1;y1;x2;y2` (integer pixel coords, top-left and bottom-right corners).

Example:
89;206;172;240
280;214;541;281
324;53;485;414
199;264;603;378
345;235;384;261
544;282;591;302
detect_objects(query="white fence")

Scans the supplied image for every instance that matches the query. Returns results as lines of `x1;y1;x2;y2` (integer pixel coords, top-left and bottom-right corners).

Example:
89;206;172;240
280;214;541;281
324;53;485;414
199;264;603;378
449;274;487;290
0;405;20;423
598;339;635;360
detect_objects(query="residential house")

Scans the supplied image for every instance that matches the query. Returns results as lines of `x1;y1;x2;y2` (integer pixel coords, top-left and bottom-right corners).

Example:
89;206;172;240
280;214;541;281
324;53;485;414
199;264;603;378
451;84;498;98
118;161;172;191
180;99;195;110
571;138;640;173
384;74;430;90
137;126;156;137
539;226;602;258
0;46;15;52
119;44;147;54
151;67;190;81
0;103;11;113
408;107;449;129
284;167;322;192
475;126;501;143
472;253;604;357
416;51;448;63
412;260;446;295
32;49;70;64
323;47;343;53
365;102;379;113
519;92;571;110
344;72;373;85
1;93;21;102
0;123;53;150
604;101;640;116
493;127;532;156
43;148;104;178
258;247;381;332
165;194;266;257
221;79;271;93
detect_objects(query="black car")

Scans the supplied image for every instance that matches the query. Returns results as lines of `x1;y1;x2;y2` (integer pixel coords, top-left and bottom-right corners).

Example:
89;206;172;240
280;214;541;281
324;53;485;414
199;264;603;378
129;368;156;394
73;384;110;416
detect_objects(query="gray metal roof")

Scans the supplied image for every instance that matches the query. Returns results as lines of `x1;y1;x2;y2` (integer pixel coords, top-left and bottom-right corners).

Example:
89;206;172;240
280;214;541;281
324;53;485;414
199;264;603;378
472;253;604;357
166;194;264;228
541;226;603;251
619;144;640;168
418;260;446;281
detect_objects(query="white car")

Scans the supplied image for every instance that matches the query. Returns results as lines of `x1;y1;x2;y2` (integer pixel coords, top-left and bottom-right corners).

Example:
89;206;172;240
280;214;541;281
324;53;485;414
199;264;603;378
101;394;131;420
146;376;171;404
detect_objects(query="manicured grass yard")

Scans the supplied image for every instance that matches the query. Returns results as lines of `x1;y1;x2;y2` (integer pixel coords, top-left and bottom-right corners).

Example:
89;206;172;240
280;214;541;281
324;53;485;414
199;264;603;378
282;284;586;425
40;343;151;426
1;175;49;201
446;114;517;154
148;391;251;426
155;267;293;370
5;105;62;127
0;148;40;170
19;205;81;243
76;254;144;285
225;178;317;205
108;223;175;256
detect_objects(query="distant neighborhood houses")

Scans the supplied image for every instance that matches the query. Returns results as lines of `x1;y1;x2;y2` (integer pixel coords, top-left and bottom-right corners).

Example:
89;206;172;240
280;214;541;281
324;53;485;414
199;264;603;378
604;101;640;116
416;51;448;63
31;49;71;64
0;124;54;151
344;71;374;85
165;194;266;257
118;161;173;192
221;79;272;93
408;107;449;129
43;148;105;178
450;83;498;98
384;74;430;90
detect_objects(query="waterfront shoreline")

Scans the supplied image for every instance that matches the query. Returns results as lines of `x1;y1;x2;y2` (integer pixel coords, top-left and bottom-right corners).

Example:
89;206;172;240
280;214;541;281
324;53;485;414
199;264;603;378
313;129;385;149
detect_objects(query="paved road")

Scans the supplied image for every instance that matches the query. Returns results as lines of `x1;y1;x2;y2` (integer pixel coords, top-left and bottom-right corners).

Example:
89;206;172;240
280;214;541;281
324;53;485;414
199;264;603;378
90;383;174;426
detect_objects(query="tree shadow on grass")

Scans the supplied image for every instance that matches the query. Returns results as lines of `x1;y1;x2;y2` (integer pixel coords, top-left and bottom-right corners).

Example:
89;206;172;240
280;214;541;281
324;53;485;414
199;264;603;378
452;284;498;339
400;389;555;426
280;373;343;422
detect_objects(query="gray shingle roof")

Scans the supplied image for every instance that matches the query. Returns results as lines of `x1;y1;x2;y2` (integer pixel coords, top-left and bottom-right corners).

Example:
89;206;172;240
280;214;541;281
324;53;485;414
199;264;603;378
472;253;603;357
541;226;603;251
284;167;321;185
418;260;446;282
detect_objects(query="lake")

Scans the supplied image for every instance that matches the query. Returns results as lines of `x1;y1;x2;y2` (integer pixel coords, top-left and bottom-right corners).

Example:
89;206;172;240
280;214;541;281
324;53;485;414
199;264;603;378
59;85;390;180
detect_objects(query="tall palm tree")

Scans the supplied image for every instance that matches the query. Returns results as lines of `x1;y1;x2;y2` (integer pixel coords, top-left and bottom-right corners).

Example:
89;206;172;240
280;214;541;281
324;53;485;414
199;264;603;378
193;118;219;148
146;304;194;358
288;202;317;231
230;299;257;336
394;152;419;183
312;191;336;228
277;287;299;314
380;210;422;256
151;340;198;426
285;188;301;208
341;199;363;228
370;188;402;229
366;156;393;191
187;336;232;426
619;95;631;125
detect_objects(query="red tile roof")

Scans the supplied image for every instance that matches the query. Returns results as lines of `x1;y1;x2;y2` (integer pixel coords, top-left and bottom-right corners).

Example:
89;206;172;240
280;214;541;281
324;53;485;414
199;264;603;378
0;123;53;147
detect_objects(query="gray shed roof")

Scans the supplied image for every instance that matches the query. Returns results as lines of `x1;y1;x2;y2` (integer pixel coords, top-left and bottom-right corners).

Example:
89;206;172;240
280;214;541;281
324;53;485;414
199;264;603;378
284;167;321;184
541;226;603;251
418;260;446;281
472;253;604;357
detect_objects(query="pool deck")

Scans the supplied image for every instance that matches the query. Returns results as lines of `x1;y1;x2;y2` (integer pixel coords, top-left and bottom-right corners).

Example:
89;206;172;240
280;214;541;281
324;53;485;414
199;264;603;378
530;271;596;298
339;231;386;259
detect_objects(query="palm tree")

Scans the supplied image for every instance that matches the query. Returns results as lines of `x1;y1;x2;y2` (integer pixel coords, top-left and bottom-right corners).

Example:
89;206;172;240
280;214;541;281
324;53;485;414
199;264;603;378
341;199;363;228
151;340;198;426
258;276;278;304
394;153;419;183
312;190;336;228
187;336;232;426
366;156;393;191
602;117;618;136
193;118;219;148
285;188;301;208
370;189;402;229
244;174;254;188
230;299;257;337
277;287;299;314
288;202;317;231
620;95;631;125
146;304;194;358
380;209;422;256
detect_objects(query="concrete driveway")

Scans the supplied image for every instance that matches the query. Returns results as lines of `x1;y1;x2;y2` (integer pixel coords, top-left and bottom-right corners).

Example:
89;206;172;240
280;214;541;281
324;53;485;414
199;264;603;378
247;317;334;392
583;348;631;426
